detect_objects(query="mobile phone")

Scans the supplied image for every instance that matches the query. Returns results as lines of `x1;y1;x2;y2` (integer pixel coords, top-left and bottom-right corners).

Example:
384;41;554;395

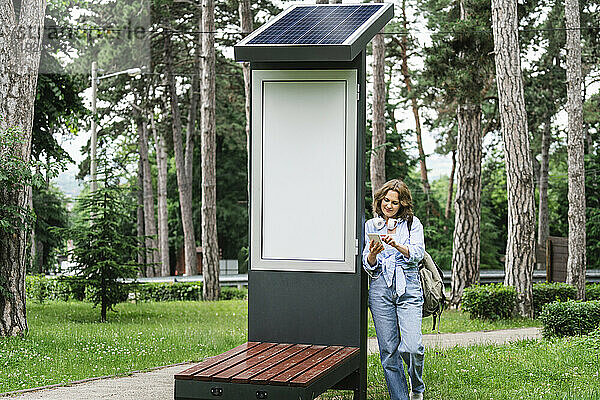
367;233;383;244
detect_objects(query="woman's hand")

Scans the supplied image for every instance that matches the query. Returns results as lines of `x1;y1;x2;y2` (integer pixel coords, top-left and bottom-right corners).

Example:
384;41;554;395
381;235;410;258
367;239;384;266
381;235;398;249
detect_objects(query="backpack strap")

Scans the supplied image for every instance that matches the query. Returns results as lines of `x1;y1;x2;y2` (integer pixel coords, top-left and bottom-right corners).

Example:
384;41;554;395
406;215;413;239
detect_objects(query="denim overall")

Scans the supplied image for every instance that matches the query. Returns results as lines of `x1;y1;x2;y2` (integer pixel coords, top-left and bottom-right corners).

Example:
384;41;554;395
362;217;425;400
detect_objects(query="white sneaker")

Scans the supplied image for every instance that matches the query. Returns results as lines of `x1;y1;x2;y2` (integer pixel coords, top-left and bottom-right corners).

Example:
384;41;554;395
410;392;423;400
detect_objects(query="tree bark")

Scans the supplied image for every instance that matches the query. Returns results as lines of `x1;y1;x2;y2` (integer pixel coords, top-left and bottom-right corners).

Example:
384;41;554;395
201;0;220;301
136;114;158;277
537;123;550;250
398;0;429;196
564;0;586;300
370;31;386;196
445;149;456;220
136;157;145;272
492;0;536;317
151;115;170;276
164;32;198;276
450;104;482;306
239;0;252;196
0;0;46;337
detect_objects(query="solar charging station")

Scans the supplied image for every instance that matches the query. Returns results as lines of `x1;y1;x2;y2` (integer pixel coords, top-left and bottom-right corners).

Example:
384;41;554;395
174;4;393;400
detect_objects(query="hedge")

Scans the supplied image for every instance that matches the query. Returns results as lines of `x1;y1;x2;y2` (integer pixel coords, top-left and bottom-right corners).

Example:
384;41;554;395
461;283;517;320
532;282;577;317
539;300;600;337
26;276;247;303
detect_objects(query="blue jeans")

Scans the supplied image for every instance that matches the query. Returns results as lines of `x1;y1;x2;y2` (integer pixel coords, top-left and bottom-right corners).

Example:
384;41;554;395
369;267;425;400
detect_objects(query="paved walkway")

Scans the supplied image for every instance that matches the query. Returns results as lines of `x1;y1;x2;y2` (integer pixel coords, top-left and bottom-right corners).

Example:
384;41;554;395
3;328;541;399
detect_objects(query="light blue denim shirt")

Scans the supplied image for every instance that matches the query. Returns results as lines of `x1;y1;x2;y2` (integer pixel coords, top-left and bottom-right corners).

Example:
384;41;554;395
362;216;425;296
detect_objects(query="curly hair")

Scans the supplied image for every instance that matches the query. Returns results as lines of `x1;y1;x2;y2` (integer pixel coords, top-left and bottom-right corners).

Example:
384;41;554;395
372;179;414;221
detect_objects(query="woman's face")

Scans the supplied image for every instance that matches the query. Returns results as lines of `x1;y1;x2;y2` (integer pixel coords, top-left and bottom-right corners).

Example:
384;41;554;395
381;190;400;220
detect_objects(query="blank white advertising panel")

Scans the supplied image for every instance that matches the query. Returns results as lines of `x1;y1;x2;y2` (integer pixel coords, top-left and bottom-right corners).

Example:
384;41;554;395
251;70;357;272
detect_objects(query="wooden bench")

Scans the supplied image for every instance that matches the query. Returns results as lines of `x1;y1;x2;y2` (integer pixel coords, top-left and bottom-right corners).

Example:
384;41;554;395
175;341;360;400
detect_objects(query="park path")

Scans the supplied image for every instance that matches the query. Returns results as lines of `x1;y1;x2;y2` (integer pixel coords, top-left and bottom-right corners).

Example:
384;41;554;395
3;327;541;399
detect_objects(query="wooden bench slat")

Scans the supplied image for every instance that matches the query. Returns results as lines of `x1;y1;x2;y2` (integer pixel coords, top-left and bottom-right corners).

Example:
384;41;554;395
174;342;261;380
212;343;294;382
192;342;279;381
230;344;311;384
269;346;342;386
290;347;359;386
248;345;325;384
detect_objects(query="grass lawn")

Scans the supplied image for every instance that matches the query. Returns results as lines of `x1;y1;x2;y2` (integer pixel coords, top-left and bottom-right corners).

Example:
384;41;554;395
2;300;597;399
325;334;600;400
368;308;542;337
0;301;248;393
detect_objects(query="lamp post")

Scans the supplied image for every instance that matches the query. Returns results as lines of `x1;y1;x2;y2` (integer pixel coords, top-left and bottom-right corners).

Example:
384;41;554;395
90;63;142;192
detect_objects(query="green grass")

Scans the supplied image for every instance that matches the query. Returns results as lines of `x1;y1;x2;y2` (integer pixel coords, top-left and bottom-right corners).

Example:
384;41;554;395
0;301;248;393
324;334;600;400
368;308;542;337
2;300;594;399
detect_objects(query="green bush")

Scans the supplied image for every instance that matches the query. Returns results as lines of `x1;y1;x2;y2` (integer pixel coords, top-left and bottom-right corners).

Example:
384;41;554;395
532;282;577;317
27;276;248;302
461;283;517;320
220;286;248;300
587;284;600;301
539;300;600;337
26;275;88;302
134;282;204;302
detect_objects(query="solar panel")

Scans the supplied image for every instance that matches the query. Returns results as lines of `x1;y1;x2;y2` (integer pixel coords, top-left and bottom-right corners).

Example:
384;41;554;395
247;4;384;45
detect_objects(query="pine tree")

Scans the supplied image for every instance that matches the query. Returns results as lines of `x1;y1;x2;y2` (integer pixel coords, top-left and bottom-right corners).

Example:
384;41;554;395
67;167;141;322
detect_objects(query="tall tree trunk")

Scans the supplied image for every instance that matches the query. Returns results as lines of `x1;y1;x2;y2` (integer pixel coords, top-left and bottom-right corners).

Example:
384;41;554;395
564;0;586;299
492;0;536;317
0;0;46;337
239;0;252;196
537;123;550;251
136;114;158;277
398;0;429;196
450;104;482;306
201;0;220;301
151;115;170;276
445;149;456;220
370;31;386;196
164;33;198;276
136;157;146;273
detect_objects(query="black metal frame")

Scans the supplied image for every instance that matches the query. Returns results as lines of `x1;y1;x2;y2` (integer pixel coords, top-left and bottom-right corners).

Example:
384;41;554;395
247;53;367;400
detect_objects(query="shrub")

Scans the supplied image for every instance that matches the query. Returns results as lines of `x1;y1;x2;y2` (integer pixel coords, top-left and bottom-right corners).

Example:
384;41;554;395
532;282;577;317
134;282;204;302
26;275;87;302
220;287;248;300
461;283;517;320
587;284;600;301
539;300;600;337
26;276;248;302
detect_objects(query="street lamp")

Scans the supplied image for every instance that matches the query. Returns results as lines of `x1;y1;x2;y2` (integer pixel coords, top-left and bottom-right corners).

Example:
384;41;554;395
90;62;143;192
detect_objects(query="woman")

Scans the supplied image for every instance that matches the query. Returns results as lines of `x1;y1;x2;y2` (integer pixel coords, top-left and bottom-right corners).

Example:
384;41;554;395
363;179;425;400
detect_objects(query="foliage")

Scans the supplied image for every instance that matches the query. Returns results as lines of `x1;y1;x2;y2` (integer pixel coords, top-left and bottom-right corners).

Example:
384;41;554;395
26;275;86;303
461;283;517;320
539;300;600;338
532;282;577;317
64;170;141;322
30;185;70;274
587;284;600;301
25;276;247;303
134;282;203;302
0;122;38;235
584;93;600;270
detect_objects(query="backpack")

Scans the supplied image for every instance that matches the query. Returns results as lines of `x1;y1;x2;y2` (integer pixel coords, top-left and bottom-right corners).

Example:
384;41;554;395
407;216;447;331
